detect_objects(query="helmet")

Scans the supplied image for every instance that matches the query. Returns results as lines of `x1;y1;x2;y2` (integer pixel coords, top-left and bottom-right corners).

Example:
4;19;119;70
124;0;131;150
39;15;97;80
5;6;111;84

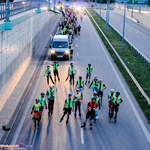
41;92;45;95
49;85;53;89
111;89;114;92
76;89;80;92
99;79;102;82
92;97;96;100
79;76;82;79
88;64;91;66
94;75;97;78
47;65;49;68
35;99;39;102
70;63;73;65
116;92;120;96
68;94;72;96
93;91;97;94
56;61;58;63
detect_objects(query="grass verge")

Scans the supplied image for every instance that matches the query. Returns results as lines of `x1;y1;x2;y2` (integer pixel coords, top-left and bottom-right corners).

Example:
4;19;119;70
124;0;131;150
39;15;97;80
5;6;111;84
87;8;150;122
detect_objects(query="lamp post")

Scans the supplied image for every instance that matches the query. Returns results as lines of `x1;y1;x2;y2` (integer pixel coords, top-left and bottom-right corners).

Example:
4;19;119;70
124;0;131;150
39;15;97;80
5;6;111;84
122;1;127;50
6;0;10;22
48;0;51;10
99;0;101;21
53;0;56;11
106;0;110;31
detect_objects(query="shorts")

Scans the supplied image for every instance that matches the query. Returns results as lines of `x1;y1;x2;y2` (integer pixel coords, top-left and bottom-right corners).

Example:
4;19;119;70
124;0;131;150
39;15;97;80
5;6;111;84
78;88;83;94
54;70;59;76
64;108;72;115
86;73;91;79
86;111;95;120
98;90;103;98
112;105;119;112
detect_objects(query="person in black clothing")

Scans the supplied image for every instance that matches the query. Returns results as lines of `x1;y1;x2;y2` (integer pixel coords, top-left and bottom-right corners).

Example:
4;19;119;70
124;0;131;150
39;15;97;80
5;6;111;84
60;94;74;125
81;97;98;130
78;25;81;35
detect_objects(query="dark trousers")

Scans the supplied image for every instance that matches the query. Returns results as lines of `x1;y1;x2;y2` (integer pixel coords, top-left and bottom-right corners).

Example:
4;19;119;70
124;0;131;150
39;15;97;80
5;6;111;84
48;100;54;114
75;102;81;117
47;75;54;84
70;74;74;85
34;118;40;128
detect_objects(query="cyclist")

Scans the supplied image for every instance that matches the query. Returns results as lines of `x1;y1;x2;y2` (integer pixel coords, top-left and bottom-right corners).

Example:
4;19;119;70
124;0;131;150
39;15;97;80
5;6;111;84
52;61;60;82
31;99;41;129
73;89;82;119
75;76;84;98
81;97;98;130
60;94;74;125
44;65;55;85
89;75;98;92
46;85;55;115
97;79;107;106
108;89;115;120
85;64;93;84
110;92;123;122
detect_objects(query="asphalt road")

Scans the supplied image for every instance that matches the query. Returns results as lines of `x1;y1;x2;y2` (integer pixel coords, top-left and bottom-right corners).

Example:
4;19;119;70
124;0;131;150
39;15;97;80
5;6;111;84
95;9;150;61
5;12;150;150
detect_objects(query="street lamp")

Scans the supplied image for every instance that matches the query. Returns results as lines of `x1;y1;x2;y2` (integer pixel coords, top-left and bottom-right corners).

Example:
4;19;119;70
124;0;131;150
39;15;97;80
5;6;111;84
106;0;110;31
99;0;101;22
6;0;10;22
122;1;127;50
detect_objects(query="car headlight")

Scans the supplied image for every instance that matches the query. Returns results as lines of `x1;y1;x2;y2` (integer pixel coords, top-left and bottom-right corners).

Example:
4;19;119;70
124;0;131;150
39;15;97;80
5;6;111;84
65;50;69;54
51;50;55;54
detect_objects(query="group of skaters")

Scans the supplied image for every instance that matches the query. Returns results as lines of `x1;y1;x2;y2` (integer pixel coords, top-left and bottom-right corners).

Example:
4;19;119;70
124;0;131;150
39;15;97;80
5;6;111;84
58;8;81;43
31;62;123;130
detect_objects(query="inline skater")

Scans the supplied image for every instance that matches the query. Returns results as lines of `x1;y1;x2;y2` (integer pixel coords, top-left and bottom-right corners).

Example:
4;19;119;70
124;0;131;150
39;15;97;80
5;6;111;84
52;61;60;82
60;94;74;125
97;79;107;106
73;89;82;119
81;97;98;130
46;85;55;115
75;76;84;98
89;75;98;92
85;64;93;84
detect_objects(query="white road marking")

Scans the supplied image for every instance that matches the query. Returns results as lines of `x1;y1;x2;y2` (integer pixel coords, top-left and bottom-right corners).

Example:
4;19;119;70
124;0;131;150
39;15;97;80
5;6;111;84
89;17;150;144
76;44;78;47
81;128;84;144
10;56;48;145
77;52;78;56
78;69;80;75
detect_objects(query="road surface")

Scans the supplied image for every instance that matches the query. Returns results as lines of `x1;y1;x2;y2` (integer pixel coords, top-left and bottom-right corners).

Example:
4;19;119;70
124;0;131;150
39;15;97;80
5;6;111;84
3;11;150;150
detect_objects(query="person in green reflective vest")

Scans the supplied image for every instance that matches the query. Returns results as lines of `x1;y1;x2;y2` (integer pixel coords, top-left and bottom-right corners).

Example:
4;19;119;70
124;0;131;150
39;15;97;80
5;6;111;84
60;94;74;125
85;64;93;84
52;61;60;82
38;93;47;112
73;89;82;119
75;76;84;98
97;79;107;106
31;99;41;129
44;65;55;85
108;89;115;120
89;75;98;92
110;92;123;122
46;85;55;116
60;29;64;35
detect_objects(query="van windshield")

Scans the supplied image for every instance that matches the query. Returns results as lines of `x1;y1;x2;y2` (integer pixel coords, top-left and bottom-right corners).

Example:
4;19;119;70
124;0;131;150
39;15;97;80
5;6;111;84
53;41;68;48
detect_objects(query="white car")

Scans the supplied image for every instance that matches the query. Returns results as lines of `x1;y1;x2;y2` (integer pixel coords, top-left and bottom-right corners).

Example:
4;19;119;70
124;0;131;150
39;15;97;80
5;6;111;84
50;35;73;60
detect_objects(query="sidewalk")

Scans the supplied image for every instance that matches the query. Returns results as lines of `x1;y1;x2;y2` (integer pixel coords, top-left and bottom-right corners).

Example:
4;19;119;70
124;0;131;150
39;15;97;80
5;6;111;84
94;8;150;61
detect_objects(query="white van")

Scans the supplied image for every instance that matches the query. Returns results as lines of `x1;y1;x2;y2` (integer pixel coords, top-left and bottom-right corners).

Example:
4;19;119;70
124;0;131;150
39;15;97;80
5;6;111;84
50;35;73;60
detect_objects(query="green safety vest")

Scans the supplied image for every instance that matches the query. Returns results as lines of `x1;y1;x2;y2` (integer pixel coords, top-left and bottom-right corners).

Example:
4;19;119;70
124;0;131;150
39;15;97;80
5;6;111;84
38;96;46;107
63;28;67;32
113;95;121;104
47;89;55;98
46;69;51;76
77;80;83;88
92;80;98;87
97;83;104;91
69;66;75;75
53;64;58;71
60;30;63;34
33;102;40;111
87;67;92;73
65;98;74;108
108;93;115;102
74;93;81;102
91;96;99;104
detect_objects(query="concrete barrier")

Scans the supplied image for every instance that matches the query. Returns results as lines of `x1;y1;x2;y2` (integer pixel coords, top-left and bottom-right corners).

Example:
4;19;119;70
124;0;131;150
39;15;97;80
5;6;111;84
0;10;60;111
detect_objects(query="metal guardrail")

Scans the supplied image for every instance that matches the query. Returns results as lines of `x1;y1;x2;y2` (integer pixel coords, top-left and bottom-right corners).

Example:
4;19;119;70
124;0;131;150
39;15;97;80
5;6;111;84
86;9;150;105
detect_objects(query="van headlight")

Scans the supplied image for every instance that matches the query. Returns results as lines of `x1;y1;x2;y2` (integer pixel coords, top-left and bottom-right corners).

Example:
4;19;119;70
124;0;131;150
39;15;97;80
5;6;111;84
65;50;69;54
51;50;55;54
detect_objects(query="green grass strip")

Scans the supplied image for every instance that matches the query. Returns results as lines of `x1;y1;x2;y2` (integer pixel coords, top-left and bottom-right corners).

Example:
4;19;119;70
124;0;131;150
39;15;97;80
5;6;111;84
87;8;150;122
